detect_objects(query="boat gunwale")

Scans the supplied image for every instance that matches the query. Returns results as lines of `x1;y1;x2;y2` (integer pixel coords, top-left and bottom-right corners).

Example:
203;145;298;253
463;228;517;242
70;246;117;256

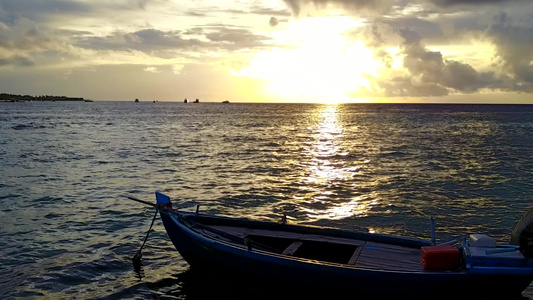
172;210;432;248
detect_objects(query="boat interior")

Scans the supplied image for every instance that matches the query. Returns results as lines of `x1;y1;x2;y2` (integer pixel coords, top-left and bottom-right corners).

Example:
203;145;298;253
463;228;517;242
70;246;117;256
196;224;426;272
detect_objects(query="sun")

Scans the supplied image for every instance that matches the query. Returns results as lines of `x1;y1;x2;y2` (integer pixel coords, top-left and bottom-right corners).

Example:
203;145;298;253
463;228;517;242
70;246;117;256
235;17;380;103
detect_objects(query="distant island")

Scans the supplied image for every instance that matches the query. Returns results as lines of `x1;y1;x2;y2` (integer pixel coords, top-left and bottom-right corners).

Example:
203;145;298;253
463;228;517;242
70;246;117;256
0;93;85;102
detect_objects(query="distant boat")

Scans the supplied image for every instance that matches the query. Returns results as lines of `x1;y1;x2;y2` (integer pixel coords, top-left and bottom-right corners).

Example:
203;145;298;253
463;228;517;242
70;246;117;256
222;100;230;104
184;98;188;103
193;99;199;103
84;99;94;102
134;99;139;103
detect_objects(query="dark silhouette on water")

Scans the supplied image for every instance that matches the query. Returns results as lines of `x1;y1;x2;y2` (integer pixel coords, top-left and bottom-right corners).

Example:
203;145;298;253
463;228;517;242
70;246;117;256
0;92;85;102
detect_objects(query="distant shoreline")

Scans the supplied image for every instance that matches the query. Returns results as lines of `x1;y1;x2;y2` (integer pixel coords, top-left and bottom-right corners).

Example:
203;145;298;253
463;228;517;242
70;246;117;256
0;93;85;102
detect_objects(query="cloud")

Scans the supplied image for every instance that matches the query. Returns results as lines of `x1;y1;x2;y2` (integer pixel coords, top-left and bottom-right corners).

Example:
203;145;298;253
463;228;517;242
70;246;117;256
429;0;524;8
136;0;150;9
0;0;94;23
370;26;522;97
0;56;33;67
250;7;291;17
379;76;450;97
340;0;533;97
76;29;198;52
269;17;279;27
143;66;161;73
281;0;398;17
0;18;56;51
203;26;274;50
400;27;503;94
0;15;77;67
0;0;278;72
379;16;445;43
75;25;275;54
485;11;533;87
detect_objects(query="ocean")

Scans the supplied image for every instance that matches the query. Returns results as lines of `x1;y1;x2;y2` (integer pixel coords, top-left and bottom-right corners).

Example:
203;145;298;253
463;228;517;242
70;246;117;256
1;101;532;299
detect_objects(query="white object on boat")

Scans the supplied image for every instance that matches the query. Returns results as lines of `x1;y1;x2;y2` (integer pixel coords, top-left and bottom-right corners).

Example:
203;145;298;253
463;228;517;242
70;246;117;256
469;234;497;248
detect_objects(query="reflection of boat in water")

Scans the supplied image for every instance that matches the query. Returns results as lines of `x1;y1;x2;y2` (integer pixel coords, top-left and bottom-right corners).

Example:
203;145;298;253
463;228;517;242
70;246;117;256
146;191;533;298
222;100;230;104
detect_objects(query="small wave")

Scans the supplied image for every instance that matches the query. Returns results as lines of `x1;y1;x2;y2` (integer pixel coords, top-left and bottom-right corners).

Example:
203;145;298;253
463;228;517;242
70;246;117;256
32;196;63;205
160;152;183;158
44;212;63;219
156;168;177;173
0;193;19;200
11;123;47;130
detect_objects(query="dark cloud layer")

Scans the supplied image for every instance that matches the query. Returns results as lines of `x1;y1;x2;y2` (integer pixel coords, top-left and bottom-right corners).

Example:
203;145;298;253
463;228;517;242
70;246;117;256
281;0;528;17
429;0;521;7
0;16;66;61
204;27;273;50
282;0;395;17
0;0;94;23
75;26;273;53
0;0;278;58
76;29;196;53
487;12;533;86
0;56;33;66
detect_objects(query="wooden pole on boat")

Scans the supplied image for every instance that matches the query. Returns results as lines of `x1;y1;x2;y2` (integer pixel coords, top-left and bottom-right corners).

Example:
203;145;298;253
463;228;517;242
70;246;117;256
124;195;155;207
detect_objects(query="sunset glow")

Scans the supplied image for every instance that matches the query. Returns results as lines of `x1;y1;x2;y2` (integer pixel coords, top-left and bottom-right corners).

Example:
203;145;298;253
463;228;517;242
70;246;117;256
0;0;532;103
235;17;377;103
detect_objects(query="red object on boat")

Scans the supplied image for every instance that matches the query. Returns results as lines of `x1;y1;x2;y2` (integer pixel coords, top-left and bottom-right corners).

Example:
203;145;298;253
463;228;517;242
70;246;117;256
421;245;461;270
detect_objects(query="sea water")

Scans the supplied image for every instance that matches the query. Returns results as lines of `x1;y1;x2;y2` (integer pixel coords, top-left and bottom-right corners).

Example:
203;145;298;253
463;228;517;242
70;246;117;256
1;101;532;299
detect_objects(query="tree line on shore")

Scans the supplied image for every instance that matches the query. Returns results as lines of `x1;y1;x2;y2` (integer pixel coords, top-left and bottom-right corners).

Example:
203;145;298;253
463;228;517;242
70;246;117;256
0;93;84;101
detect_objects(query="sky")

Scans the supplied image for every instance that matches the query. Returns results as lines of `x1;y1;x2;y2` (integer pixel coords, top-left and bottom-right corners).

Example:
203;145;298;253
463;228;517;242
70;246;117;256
0;0;532;104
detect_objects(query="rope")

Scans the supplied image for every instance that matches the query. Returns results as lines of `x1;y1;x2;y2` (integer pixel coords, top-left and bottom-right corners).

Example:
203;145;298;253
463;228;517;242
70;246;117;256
132;207;159;263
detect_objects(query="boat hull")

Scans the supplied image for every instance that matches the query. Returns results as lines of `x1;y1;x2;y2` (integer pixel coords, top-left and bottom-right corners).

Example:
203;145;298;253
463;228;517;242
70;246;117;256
159;210;533;297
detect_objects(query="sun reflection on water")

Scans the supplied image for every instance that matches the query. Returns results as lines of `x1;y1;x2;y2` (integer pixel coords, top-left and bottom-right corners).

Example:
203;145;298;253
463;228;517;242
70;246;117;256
294;104;372;221
300;196;379;221
303;104;346;183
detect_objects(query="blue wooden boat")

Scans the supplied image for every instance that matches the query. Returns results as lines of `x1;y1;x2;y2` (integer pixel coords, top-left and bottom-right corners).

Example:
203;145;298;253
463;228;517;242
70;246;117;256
154;191;533;297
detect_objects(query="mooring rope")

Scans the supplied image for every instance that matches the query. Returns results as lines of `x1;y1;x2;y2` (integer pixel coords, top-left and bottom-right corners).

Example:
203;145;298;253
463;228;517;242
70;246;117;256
132;207;159;264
